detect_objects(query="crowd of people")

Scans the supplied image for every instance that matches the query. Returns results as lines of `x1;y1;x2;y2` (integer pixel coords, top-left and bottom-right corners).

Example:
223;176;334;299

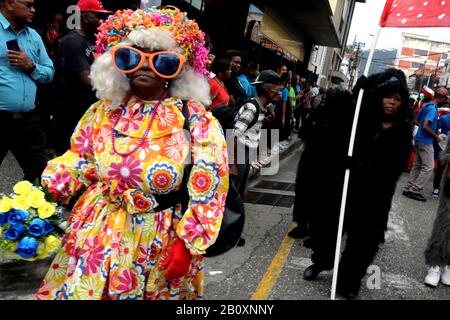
2;0;449;301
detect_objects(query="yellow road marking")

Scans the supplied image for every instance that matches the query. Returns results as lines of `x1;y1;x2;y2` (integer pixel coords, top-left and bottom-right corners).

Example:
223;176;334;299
251;224;296;300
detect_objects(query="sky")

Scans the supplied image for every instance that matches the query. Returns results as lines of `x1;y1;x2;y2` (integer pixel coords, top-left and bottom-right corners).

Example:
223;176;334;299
347;0;450;50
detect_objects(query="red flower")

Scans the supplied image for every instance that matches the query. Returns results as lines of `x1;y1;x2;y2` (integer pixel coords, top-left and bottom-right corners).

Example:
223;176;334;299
191;170;212;193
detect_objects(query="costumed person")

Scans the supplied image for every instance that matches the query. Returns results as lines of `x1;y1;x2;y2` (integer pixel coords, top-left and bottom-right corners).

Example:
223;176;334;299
300;69;412;300
423;128;450;287
35;7;229;300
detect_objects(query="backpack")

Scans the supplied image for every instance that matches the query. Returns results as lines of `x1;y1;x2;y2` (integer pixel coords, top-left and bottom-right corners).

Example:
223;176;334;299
211;99;260;131
153;101;245;257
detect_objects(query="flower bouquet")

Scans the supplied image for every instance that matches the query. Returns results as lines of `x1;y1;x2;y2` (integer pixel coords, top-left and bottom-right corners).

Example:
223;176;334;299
0;181;66;261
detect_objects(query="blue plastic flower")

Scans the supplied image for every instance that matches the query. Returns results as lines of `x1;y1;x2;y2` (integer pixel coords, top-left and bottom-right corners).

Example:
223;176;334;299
28;218;46;237
14;236;38;259
7;209;29;225
4;224;26;241
43;220;54;235
0;212;8;225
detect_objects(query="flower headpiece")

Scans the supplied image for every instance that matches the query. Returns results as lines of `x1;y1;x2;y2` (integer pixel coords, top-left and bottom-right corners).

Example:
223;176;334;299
95;6;209;75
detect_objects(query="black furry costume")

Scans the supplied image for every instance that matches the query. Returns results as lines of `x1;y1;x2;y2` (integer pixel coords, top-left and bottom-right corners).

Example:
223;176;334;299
293;69;413;296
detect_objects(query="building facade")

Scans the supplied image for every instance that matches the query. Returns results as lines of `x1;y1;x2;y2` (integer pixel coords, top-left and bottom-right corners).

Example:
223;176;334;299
395;33;450;91
308;0;365;89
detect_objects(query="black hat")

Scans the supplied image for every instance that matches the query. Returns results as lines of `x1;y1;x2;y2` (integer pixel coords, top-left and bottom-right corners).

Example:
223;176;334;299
251;70;282;86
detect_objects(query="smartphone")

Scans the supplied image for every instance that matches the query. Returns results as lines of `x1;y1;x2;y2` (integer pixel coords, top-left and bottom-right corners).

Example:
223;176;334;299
6;39;20;52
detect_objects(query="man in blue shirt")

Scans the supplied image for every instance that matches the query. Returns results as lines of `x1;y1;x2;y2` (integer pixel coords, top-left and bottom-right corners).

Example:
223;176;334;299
0;0;55;182
404;86;449;202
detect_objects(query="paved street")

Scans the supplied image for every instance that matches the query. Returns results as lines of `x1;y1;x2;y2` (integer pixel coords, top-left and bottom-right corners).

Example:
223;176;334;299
1;142;450;300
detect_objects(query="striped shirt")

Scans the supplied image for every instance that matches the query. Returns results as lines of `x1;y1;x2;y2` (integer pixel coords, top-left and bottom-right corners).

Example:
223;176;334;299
233;97;266;149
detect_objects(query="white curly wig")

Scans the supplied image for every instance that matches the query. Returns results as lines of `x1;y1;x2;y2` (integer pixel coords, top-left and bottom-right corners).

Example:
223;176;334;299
90;28;211;106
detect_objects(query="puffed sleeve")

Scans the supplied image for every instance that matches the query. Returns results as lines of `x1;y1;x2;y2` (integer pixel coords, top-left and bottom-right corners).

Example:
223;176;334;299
41;101;102;203
176;100;229;255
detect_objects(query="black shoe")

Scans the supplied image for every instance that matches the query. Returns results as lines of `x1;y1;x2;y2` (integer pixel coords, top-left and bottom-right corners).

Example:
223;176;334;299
404;191;427;202
288;226;310;239
337;289;361;300
402;190;411;197
237;237;246;247
303;238;312;249
303;264;324;281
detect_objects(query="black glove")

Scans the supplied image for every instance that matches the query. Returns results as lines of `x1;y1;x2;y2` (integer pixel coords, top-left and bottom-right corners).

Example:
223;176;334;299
444;179;450;198
342;155;355;169
352;75;368;96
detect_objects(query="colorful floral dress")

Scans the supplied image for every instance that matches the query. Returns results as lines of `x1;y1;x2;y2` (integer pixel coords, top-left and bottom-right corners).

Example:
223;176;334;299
36;96;229;300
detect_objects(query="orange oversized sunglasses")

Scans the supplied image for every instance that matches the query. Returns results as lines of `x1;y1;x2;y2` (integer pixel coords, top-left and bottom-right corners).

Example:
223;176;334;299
110;45;187;79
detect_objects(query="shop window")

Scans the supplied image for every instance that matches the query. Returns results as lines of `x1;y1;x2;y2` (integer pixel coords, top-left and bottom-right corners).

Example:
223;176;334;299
183;0;205;12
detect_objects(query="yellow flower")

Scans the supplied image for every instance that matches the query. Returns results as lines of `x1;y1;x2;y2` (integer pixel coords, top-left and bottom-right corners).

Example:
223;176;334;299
44;235;61;253
29;190;46;208
12;194;31;210
38;202;56;219
36;243;49;259
0;196;13;213
13;181;32;195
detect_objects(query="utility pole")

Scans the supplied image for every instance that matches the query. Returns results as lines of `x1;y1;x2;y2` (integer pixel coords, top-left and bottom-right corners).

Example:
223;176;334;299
348;40;365;91
419;59;427;91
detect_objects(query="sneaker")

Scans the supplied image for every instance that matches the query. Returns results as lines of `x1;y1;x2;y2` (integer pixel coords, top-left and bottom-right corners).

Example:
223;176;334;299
251;161;263;170
424;266;441;287
432;189;440;198
441;265;450;286
257;156;271;167
404;191;427;202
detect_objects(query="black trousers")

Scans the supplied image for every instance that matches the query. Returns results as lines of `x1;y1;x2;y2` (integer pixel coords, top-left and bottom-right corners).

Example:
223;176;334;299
0;109;49;182
310;211;381;295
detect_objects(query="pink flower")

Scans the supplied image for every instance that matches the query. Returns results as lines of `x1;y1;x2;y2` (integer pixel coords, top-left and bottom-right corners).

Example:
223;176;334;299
108;156;143;190
191;116;209;142
210;193;226;218
116;269;138;293
50;171;72;194
184;215;207;241
35;279;51;300
74;126;93;156
80;235;104;276
118;107;144;133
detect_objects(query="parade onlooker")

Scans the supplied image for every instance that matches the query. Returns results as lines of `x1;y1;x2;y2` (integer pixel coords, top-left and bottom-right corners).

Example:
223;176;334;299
0;0;54;182
403;86;448;202
224;49;247;107
51;0;111;155
277;65;287;76
424;128;450;287
208;57;231;110
36;7;228;300
237;61;259;99
232;70;282;198
432;112;450;197
301;69;412;300
273;72;292;152
41;11;65;59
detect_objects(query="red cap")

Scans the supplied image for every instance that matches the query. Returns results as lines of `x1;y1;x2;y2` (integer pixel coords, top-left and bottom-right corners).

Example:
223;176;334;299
76;0;112;13
421;86;435;100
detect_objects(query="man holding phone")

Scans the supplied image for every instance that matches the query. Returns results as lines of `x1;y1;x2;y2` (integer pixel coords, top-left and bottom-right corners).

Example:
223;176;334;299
0;0;54;182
